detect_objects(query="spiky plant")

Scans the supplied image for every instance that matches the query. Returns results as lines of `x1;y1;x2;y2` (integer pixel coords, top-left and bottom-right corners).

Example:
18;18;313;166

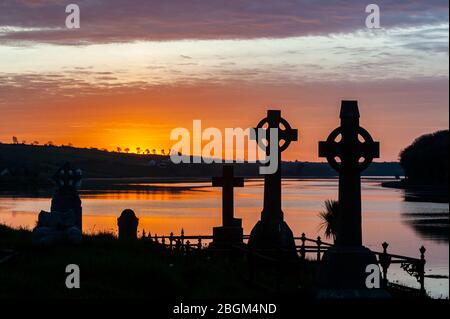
318;199;339;242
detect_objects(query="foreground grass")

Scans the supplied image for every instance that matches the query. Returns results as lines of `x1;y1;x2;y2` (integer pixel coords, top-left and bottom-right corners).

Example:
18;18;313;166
0;224;428;299
0;225;264;299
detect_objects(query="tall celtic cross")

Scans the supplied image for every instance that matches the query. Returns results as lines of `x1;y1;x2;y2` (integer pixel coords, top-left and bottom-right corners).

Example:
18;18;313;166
212;165;244;227
252;110;298;221
319;101;379;246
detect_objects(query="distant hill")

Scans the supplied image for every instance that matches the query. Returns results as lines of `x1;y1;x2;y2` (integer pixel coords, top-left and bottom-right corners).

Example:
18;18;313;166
0;143;403;188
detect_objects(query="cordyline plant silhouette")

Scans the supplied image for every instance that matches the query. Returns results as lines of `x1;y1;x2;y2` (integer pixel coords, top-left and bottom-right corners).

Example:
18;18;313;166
318;199;339;242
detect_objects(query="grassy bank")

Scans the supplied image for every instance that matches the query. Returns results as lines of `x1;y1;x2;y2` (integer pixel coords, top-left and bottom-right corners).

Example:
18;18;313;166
0;225;428;299
0;225;266;299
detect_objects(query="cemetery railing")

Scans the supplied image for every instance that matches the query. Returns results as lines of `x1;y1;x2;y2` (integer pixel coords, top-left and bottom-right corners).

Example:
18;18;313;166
372;242;426;295
143;230;213;253
294;233;333;261
144;231;426;295
293;234;426;295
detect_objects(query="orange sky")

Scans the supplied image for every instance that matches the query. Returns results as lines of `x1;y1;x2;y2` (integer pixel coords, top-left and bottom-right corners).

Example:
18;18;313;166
0;1;448;161
1;79;448;161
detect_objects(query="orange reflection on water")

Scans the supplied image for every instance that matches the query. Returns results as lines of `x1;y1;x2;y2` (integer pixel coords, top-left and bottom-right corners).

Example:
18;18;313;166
82;215;220;236
0;179;447;298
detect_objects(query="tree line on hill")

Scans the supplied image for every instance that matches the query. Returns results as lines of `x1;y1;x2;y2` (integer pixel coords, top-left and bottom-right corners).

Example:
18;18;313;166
399;130;449;185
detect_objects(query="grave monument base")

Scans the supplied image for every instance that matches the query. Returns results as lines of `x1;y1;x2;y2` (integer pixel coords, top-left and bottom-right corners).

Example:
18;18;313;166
317;245;379;289
248;219;297;259
211;224;243;249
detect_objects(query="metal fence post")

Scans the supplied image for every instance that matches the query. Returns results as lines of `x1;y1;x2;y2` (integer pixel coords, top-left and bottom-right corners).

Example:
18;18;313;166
300;233;306;261
169;232;174;250
380;242;391;288
419;246;426;296
316;236;322;261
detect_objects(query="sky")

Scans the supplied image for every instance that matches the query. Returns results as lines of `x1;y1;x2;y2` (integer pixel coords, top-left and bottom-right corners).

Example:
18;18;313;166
0;0;448;161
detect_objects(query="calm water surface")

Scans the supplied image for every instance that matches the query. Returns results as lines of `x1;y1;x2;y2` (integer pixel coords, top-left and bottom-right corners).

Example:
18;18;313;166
0;179;448;298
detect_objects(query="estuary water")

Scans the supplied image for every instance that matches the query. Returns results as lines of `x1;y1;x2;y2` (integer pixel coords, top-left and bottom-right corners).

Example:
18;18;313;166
0;178;448;298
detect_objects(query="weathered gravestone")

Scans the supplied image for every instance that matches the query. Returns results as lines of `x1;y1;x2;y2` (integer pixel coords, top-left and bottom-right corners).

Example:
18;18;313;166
317;100;381;289
248;110;298;257
32;163;83;245
118;209;139;240
210;165;244;248
51;163;83;230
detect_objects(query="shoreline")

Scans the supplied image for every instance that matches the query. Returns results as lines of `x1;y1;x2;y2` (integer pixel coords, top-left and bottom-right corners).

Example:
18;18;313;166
0;176;400;195
381;180;449;203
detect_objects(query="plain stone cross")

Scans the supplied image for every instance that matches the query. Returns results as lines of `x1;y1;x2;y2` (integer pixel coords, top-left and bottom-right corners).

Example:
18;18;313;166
252;110;298;221
319;101;379;246
212;165;244;227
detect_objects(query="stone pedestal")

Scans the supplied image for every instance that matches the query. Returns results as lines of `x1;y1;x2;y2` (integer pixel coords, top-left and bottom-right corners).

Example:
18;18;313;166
248;220;297;259
318;246;378;289
211;222;243;249
51;188;82;230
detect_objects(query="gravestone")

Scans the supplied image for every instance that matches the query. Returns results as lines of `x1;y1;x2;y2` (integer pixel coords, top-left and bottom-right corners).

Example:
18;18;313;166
51;163;83;230
118;209;139;240
248;110;298;257
318;100;381;289
210;165;244;248
32;163;83;246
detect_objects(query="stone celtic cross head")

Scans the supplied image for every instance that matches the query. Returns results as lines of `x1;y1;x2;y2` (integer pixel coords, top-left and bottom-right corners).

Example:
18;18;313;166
53;162;82;190
319;101;380;173
252;110;298;154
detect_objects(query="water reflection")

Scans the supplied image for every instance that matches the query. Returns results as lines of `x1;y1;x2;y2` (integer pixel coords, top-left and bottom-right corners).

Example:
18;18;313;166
401;206;449;243
403;188;449;204
0;179;448;297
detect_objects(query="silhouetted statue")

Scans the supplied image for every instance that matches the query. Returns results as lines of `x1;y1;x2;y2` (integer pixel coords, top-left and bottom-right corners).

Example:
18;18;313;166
248;110;298;257
318;101;382;291
210;165;244;248
32;163;83;246
118;209;139;240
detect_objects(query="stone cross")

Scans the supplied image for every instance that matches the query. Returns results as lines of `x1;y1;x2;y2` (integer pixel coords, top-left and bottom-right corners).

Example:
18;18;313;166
319;101;379;246
53;162;82;189
212;165;244;227
51;162;83;230
252;110;298;221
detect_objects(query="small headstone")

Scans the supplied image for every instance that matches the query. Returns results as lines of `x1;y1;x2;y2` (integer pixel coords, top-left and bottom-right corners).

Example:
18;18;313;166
118;209;139;240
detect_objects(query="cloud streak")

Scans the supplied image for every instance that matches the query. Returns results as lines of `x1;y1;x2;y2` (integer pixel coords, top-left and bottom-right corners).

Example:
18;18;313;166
0;0;448;44
1;23;447;97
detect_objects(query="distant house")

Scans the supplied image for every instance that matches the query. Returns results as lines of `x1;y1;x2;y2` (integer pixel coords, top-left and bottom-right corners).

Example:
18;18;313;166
0;168;11;176
158;161;168;169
